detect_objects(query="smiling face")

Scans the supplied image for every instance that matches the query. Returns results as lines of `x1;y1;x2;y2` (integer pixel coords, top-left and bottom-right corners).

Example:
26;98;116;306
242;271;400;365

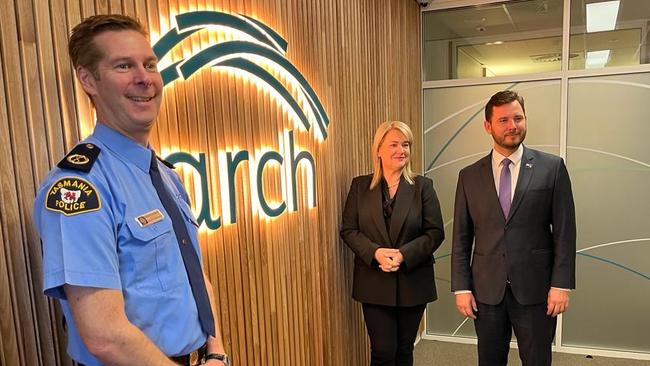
484;100;527;156
76;30;163;145
377;128;411;174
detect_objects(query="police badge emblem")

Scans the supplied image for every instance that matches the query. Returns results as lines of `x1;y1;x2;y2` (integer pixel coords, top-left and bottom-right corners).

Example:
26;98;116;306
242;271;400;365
45;177;101;216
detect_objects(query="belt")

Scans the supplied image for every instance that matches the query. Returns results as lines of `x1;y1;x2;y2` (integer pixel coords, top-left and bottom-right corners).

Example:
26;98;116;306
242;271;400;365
170;343;208;366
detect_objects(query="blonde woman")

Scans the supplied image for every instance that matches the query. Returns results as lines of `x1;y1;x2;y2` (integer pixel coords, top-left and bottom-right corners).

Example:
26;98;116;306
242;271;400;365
341;121;444;365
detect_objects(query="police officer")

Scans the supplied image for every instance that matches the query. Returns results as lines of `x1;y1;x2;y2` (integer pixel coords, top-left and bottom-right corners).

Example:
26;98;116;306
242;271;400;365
33;14;228;366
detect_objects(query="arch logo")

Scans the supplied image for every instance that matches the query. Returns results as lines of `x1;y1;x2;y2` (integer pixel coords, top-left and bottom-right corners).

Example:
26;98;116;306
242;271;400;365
153;10;329;230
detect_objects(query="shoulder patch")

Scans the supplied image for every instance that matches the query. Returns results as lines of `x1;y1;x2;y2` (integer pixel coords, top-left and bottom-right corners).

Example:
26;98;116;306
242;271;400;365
57;143;100;172
45;177;101;216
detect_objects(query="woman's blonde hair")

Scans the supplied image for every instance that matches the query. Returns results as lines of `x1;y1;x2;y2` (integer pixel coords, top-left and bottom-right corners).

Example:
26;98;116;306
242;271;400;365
370;121;416;190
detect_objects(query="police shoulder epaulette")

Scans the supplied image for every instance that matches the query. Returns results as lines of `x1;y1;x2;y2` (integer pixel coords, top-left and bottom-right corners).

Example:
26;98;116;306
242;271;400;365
157;156;175;169
57;143;101;173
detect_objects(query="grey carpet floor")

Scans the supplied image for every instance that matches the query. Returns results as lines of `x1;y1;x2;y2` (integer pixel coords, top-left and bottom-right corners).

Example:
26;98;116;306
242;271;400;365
414;340;650;365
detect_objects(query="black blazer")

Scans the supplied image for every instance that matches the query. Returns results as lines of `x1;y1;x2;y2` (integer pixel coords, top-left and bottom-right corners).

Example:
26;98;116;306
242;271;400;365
451;146;576;305
340;174;444;307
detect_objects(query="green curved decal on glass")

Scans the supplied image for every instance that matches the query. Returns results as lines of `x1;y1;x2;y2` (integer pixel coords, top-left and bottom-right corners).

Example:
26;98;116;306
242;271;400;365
153;10;328;139
425;82;519;172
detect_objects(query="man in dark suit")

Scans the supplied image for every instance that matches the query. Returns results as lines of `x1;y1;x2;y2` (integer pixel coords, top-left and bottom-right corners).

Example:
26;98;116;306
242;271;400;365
451;90;576;366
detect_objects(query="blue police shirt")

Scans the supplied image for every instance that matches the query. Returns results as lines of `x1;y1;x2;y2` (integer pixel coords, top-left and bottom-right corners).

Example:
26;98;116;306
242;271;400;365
33;123;207;365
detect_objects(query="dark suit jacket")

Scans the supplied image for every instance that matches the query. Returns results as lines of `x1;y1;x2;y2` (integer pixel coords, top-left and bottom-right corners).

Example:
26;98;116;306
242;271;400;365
340;174;445;307
451;146;576;306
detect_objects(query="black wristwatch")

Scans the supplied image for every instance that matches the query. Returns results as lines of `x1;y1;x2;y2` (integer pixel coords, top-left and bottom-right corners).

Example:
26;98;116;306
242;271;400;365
206;353;230;365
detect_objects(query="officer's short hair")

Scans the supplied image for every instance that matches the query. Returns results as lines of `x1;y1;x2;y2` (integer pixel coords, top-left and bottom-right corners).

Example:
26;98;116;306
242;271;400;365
69;14;148;79
485;90;526;122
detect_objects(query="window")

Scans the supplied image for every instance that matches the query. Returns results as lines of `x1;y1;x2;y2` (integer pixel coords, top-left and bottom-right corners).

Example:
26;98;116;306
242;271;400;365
423;0;565;80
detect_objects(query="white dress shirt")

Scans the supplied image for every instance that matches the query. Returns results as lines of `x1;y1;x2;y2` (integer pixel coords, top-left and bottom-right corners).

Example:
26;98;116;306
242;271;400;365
491;145;523;203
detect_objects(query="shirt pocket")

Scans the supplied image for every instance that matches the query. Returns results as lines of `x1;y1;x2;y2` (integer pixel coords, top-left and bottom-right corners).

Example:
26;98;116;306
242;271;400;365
176;196;199;227
124;217;186;294
126;217;173;241
177;198;205;261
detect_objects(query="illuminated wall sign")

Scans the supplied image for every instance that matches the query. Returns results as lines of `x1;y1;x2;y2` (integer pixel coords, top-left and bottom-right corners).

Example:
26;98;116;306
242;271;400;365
152;11;329;230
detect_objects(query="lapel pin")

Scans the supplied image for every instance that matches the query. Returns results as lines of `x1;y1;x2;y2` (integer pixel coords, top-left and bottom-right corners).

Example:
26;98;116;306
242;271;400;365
525;162;533;169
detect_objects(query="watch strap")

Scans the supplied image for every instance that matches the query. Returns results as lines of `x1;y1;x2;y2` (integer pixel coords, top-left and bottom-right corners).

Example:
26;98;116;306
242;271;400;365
206;353;229;365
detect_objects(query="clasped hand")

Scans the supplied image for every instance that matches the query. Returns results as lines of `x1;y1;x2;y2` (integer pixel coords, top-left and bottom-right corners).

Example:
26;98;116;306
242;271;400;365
374;248;403;272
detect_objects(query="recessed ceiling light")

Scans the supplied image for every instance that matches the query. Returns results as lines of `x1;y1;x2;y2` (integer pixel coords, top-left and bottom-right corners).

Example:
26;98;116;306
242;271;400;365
586;1;620;33
586;50;611;68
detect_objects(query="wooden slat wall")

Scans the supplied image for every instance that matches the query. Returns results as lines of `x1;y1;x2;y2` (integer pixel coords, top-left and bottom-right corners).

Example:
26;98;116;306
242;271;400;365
0;0;422;365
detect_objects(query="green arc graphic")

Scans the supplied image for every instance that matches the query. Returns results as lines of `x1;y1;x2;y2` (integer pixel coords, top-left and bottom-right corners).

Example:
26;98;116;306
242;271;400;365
153;10;328;139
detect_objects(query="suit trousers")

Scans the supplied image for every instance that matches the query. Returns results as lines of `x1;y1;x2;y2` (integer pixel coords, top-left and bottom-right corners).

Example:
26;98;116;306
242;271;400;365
474;284;557;366
362;303;426;366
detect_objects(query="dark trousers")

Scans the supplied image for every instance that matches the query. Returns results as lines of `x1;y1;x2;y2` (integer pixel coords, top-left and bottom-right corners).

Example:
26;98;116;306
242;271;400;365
362;303;426;366
474;285;557;366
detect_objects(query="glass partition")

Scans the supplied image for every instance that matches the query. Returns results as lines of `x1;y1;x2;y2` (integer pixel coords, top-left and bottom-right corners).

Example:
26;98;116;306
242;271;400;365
424;1;650;80
570;0;650;70
423;0;565;81
563;72;650;352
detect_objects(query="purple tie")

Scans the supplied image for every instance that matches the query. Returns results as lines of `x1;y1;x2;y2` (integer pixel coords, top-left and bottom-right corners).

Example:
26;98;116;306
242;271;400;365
499;158;512;218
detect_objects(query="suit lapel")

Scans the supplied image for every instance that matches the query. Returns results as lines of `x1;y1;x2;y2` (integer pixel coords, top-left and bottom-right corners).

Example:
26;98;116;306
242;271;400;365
478;154;504;220
389;177;415;245
366;183;391;245
508;146;534;222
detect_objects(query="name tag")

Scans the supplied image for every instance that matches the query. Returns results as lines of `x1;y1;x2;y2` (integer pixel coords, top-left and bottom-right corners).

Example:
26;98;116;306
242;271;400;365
136;209;164;227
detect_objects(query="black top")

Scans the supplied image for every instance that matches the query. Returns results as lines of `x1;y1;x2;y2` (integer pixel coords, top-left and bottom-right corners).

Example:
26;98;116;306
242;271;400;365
380;177;399;232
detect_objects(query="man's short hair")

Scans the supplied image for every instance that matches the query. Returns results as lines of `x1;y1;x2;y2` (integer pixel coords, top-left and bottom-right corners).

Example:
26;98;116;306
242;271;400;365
485;90;526;121
68;14;148;78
